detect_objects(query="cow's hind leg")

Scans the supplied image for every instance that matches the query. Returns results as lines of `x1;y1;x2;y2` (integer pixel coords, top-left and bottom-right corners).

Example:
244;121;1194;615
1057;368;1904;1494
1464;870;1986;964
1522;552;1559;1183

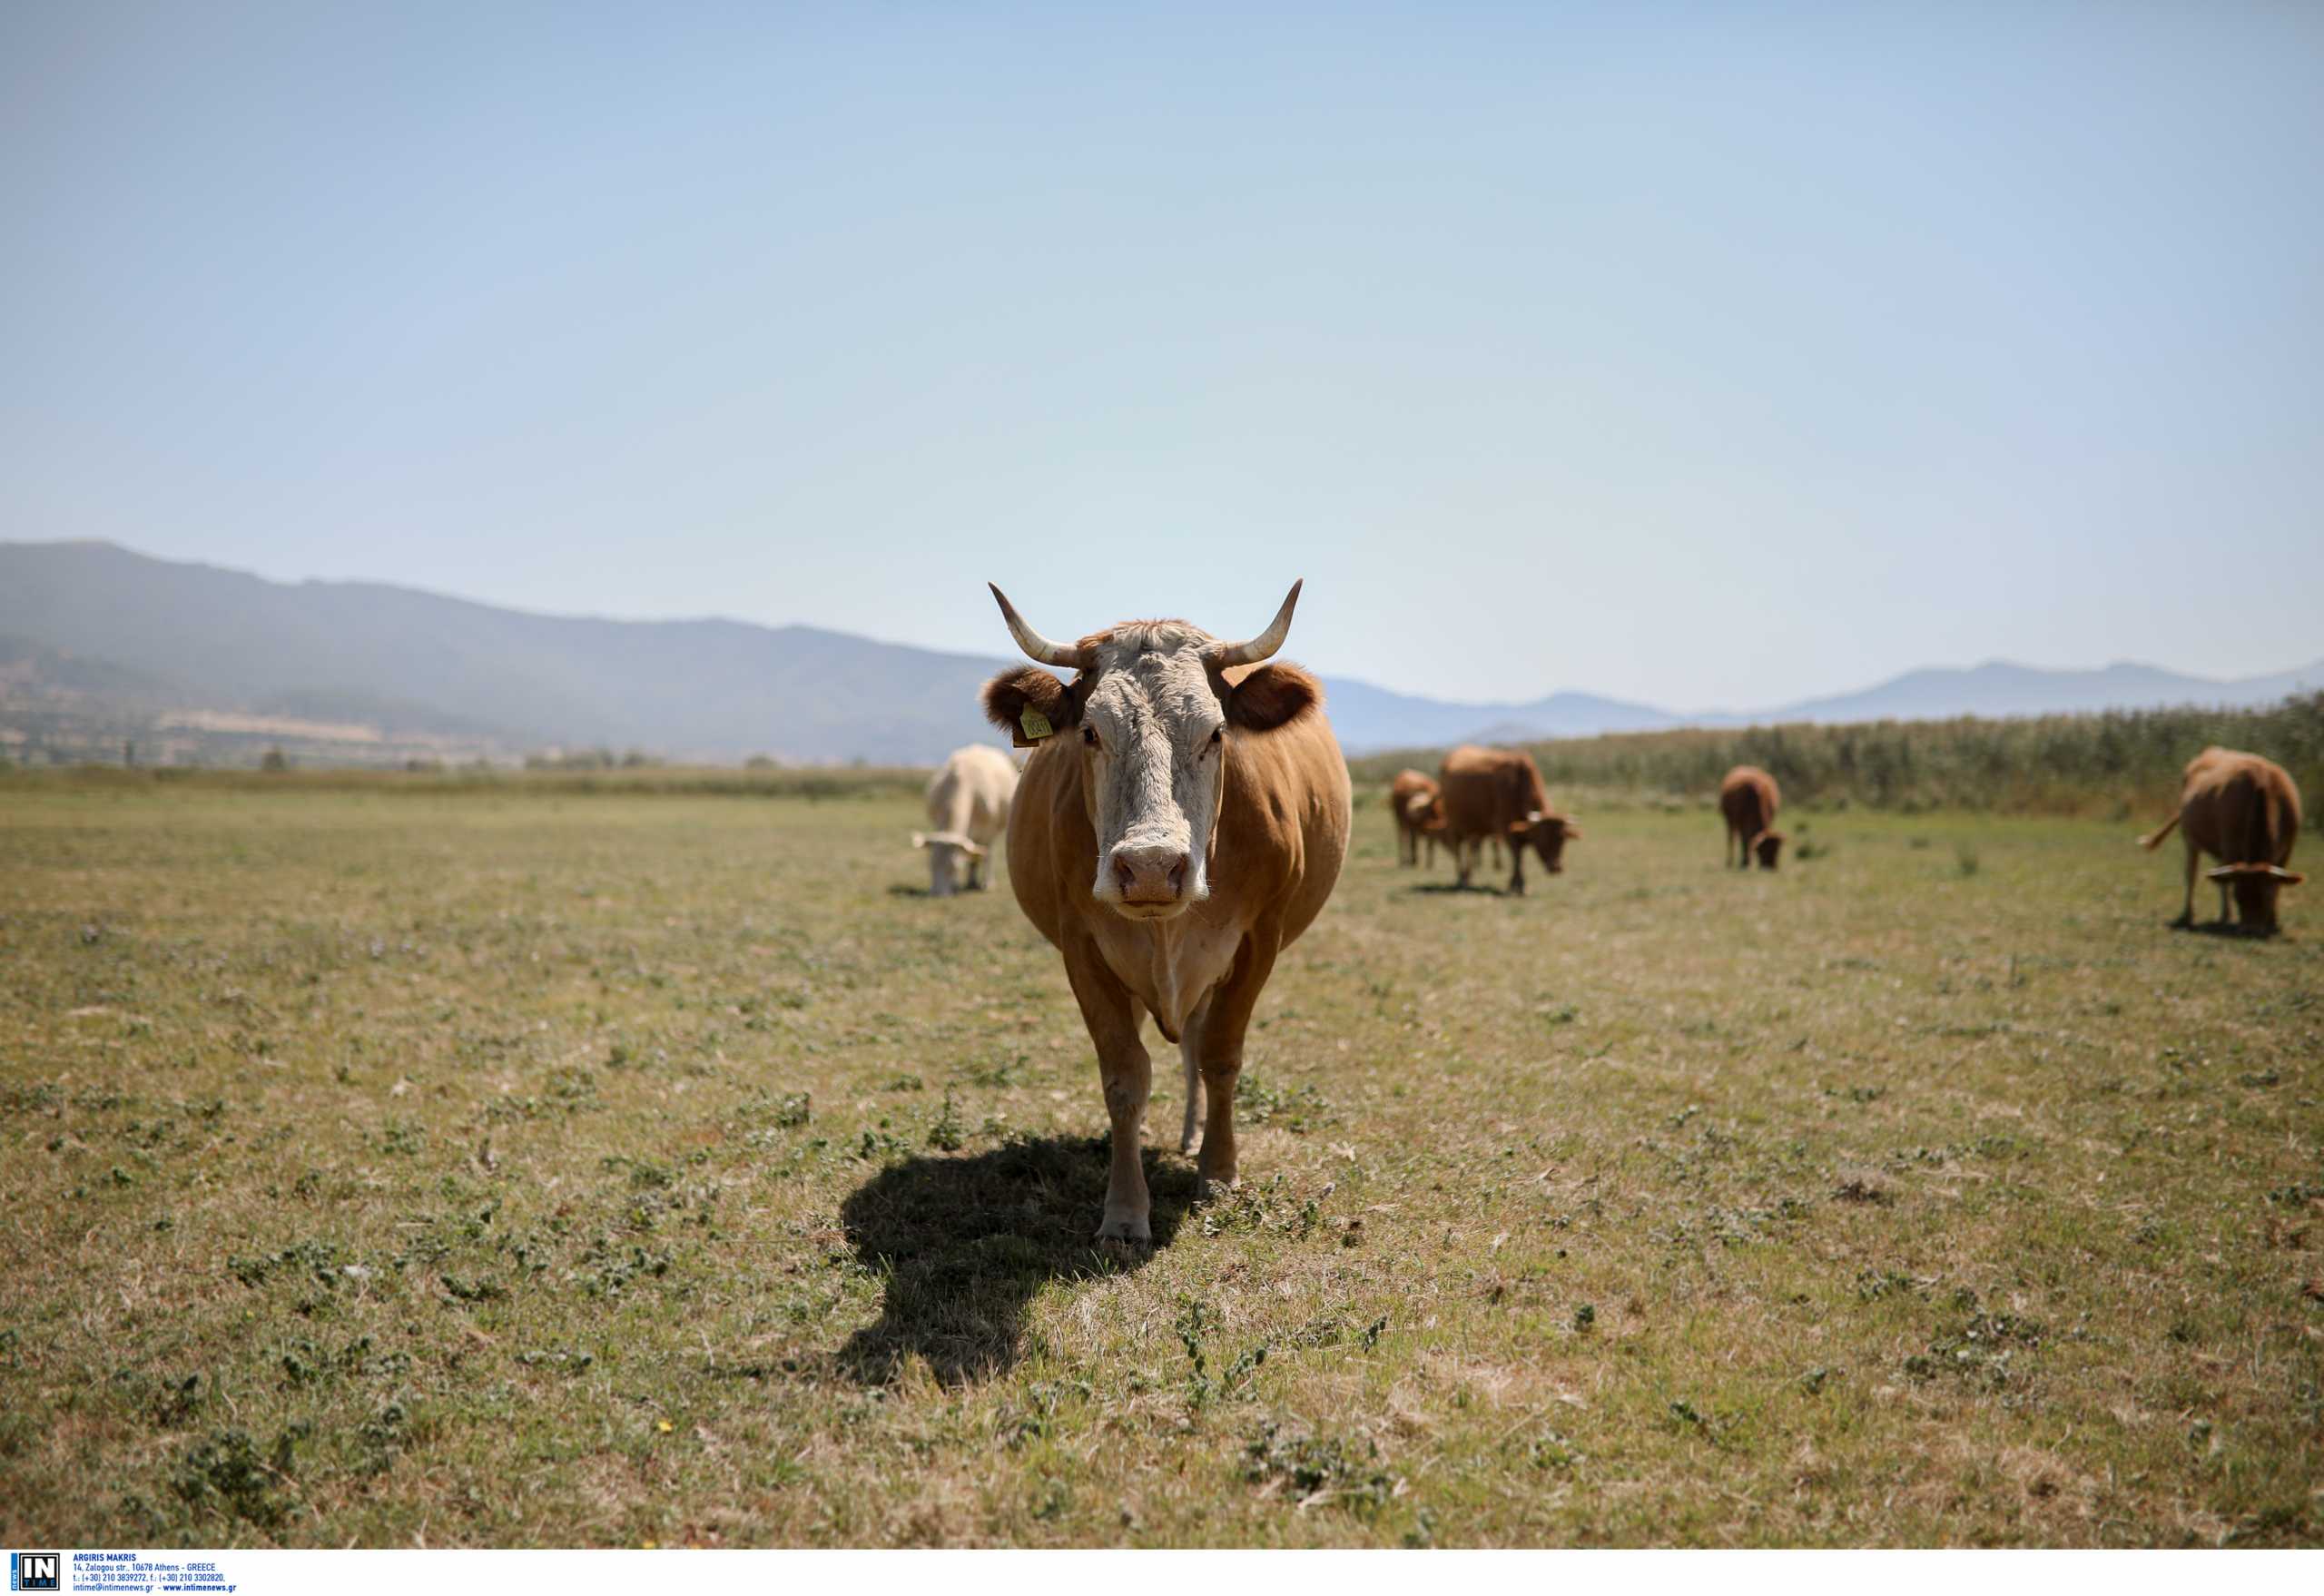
1177;993;1212;1157
2168;835;2198;928
1062;944;1155;1245
1194;933;1282;1200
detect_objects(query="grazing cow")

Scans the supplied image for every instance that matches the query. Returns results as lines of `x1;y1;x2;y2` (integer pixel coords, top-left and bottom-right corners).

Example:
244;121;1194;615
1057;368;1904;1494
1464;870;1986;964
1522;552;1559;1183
912;744;1019;897
981;580;1352;1244
1390;769;1446;867
2138;747;2303;935
1719;765;1786;870
1435;744;1580;894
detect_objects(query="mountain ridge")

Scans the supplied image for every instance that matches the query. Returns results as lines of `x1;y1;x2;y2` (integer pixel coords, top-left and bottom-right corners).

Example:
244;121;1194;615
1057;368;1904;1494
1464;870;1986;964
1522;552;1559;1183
2;540;2316;764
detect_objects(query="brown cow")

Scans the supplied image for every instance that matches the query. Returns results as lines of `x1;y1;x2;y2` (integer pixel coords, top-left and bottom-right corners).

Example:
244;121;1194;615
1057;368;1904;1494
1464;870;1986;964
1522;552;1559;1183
980;581;1352;1244
2138;747;2303;935
1719;765;1785;870
1390;768;1446;867
1435;744;1579;894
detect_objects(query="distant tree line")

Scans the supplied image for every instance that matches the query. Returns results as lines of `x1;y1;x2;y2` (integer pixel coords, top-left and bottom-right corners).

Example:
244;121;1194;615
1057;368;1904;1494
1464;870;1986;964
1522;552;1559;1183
523;748;664;771
1346;692;2324;816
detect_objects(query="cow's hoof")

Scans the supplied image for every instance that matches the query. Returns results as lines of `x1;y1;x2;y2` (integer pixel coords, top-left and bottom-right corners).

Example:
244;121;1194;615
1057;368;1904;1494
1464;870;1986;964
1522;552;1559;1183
1095;1213;1151;1248
1195;1171;1238;1203
1178;1130;1199;1157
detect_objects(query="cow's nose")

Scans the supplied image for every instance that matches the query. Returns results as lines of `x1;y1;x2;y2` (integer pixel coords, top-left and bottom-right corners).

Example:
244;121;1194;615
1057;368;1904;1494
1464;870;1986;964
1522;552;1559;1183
1112;846;1189;903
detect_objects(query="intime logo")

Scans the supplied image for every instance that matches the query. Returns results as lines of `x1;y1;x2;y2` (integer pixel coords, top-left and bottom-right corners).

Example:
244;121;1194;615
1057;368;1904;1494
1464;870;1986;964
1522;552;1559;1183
9;1553;60;1593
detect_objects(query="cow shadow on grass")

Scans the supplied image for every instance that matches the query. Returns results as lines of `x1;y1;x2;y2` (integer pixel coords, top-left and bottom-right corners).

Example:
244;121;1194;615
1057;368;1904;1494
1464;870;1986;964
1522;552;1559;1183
836;1135;1195;1385
2173;918;2283;940
1404;881;1512;896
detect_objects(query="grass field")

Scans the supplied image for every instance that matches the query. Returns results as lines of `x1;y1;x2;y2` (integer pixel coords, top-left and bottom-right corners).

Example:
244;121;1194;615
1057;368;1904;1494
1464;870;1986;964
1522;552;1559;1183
2;780;2319;1547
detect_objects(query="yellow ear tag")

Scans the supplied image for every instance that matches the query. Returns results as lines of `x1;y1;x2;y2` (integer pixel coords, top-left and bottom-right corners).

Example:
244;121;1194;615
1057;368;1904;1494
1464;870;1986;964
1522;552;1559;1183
1019;707;1054;742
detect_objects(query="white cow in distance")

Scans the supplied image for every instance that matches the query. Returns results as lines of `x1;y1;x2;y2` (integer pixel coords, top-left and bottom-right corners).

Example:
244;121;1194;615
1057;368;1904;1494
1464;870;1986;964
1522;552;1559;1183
914;744;1019;897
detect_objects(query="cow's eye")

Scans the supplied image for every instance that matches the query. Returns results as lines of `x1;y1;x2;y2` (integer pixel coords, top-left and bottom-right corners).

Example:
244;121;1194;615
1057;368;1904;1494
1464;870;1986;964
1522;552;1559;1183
1207;727;1224;752
1080;724;1098;748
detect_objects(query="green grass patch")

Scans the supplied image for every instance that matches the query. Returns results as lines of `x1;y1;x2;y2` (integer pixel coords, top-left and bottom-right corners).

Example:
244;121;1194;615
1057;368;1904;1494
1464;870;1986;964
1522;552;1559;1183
0;785;2319;1546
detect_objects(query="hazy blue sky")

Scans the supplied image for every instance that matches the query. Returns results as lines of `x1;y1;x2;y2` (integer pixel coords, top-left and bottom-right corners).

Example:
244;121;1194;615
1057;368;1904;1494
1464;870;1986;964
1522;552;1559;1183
5;2;2319;707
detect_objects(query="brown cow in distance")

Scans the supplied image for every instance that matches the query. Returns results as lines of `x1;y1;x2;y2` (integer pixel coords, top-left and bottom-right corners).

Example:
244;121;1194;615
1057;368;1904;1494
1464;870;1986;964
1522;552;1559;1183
980;580;1352;1245
1436;744;1579;894
2138;747;2303;935
1719;765;1785;870
1390;769;1446;867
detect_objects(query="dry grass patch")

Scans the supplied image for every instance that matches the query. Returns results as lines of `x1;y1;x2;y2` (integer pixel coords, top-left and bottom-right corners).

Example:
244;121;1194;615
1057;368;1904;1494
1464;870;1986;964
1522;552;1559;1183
0;785;2319;1545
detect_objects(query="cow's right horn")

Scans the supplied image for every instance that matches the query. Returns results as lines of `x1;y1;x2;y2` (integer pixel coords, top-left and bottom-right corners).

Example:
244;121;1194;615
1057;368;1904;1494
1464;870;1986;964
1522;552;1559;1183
989;584;1087;670
1206;579;1303;669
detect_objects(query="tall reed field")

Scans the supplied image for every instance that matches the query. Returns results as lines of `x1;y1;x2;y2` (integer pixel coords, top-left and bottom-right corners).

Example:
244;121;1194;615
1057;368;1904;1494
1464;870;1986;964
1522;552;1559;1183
1349;692;2324;817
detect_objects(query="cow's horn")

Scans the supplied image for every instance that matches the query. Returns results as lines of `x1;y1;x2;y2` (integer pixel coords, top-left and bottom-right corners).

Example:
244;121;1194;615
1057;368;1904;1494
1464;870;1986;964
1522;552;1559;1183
989;584;1086;669
1207;579;1302;669
2204;862;2292;880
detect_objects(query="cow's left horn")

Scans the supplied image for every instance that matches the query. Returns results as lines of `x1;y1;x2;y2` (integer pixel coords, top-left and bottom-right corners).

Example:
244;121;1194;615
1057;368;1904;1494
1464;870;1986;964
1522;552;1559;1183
989;584;1087;670
1206;579;1303;669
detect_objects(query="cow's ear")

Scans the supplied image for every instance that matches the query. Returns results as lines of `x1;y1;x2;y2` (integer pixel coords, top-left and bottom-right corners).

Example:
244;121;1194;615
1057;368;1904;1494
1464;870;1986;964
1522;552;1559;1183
1226;662;1319;733
982;667;1076;735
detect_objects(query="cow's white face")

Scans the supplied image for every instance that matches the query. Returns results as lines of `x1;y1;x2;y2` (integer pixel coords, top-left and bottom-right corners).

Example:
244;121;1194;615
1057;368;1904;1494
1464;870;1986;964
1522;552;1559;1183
1074;626;1230;919
982;584;1319;923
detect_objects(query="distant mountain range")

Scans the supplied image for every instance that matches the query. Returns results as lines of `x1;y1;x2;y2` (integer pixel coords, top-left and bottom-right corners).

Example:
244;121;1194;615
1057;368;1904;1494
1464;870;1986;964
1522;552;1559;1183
1;540;2316;766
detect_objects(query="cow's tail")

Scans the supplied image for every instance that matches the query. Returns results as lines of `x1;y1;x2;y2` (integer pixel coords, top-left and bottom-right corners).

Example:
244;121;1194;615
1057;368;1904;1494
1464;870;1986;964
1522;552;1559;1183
2136;809;2180;851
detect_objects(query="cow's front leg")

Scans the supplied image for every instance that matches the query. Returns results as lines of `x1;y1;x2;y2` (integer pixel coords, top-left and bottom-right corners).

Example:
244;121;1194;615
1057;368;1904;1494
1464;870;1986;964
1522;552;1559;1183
1063;944;1152;1245
1099;1045;1154;1242
1507;834;1527;896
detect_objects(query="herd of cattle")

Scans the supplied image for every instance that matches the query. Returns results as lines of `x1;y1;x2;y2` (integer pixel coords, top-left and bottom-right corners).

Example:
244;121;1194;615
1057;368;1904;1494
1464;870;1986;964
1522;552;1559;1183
901;584;2304;1242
